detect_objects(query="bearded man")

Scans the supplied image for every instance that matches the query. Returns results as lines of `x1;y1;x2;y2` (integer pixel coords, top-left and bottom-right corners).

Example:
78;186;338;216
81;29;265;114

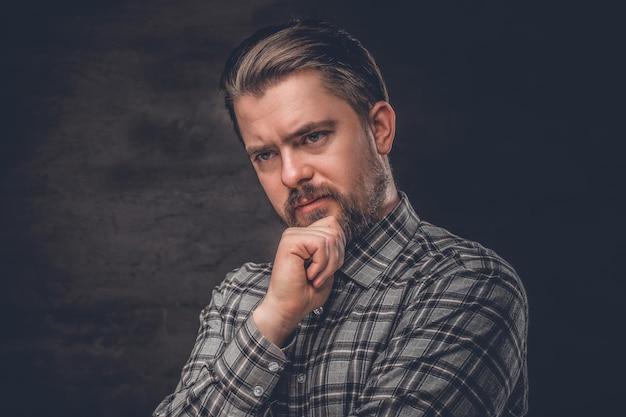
154;20;528;417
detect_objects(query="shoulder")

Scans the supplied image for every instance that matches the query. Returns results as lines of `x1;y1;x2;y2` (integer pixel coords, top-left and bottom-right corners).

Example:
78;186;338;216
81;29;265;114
225;261;273;283
392;223;528;346
413;221;518;275
216;261;273;294
206;262;273;314
399;221;526;308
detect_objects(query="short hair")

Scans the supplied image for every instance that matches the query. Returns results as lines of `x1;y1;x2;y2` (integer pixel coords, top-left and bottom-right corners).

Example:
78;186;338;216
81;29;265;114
219;19;389;142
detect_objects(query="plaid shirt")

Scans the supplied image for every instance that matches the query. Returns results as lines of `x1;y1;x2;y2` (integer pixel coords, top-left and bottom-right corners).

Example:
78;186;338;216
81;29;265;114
154;193;528;416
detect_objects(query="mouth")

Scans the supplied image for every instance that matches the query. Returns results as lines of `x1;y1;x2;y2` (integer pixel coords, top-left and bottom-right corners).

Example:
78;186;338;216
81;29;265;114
294;195;329;214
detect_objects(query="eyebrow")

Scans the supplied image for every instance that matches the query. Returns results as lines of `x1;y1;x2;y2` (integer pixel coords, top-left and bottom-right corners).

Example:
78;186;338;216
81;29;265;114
245;119;338;157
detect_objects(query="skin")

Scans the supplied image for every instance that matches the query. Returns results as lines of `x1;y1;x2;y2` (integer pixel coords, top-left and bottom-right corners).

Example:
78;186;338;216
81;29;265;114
233;70;399;346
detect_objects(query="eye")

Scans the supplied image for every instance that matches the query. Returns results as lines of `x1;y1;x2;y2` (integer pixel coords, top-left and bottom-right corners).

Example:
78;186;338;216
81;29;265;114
254;150;276;162
304;131;327;144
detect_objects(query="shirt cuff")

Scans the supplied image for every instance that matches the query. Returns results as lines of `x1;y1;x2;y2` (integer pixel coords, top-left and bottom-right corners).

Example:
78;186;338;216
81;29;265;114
211;315;289;414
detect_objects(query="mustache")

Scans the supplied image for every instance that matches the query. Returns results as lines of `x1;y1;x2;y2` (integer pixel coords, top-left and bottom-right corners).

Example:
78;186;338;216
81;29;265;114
287;182;334;208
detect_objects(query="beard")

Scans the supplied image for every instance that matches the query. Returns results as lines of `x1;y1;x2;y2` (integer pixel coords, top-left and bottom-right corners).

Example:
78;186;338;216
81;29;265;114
280;152;391;244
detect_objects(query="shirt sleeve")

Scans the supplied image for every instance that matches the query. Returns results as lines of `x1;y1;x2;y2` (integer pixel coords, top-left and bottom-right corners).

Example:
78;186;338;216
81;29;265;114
352;262;528;417
152;274;290;417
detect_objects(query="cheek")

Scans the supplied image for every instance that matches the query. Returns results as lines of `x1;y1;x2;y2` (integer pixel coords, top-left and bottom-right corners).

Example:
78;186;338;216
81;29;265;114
329;155;364;190
328;135;372;178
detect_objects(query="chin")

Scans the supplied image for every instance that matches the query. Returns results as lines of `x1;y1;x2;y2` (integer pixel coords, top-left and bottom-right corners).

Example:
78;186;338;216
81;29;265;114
297;208;329;227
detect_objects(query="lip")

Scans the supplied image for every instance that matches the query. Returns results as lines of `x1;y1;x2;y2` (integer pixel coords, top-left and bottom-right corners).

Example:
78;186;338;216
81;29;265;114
295;196;328;214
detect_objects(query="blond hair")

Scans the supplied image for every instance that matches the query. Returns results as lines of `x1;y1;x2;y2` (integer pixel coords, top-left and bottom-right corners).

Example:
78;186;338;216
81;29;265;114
219;20;389;142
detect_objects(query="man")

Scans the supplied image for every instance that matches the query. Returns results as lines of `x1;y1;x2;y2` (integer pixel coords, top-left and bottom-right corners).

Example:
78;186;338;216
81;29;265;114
154;20;528;417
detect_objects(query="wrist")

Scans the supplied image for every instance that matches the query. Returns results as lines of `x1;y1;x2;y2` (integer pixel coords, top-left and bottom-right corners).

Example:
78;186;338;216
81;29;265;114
252;302;299;347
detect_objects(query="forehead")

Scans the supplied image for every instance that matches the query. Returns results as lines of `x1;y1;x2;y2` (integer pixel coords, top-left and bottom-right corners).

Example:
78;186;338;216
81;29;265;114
233;70;359;142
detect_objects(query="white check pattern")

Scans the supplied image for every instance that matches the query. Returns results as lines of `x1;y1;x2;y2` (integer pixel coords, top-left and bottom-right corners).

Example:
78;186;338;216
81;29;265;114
154;193;528;416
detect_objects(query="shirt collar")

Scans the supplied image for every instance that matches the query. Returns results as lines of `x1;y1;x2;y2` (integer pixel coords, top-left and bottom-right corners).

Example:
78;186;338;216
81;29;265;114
340;192;420;288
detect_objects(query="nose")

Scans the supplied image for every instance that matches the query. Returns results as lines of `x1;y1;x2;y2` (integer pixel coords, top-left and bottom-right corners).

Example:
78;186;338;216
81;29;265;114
280;150;313;189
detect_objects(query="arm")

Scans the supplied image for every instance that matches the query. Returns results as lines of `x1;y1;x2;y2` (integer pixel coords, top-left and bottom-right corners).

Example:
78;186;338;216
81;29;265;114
152;273;289;417
353;266;528;417
153;216;345;416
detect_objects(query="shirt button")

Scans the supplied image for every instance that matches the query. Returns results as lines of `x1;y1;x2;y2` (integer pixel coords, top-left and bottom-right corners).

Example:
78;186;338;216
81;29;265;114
313;307;323;316
297;373;306;384
268;361;280;372
253;386;264;397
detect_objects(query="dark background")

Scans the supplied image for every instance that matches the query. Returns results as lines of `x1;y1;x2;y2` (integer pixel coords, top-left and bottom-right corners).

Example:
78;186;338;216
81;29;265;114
2;1;622;416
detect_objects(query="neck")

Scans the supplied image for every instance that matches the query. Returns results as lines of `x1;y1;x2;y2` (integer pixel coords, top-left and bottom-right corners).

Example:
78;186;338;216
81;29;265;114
379;181;400;219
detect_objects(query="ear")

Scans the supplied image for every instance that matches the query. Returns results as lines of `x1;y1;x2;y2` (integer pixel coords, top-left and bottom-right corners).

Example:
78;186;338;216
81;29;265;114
368;101;396;155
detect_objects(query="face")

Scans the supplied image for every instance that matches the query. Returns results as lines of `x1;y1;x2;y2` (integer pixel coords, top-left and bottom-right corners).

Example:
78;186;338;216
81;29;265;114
234;70;393;243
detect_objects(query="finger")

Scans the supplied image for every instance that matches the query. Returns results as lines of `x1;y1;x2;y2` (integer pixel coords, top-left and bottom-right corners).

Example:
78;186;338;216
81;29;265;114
311;271;335;292
307;215;337;228
280;217;345;281
310;236;346;287
310;234;343;288
303;237;330;281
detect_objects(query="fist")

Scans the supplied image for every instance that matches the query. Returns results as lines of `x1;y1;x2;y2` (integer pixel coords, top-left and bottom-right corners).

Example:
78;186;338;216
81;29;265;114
253;216;346;346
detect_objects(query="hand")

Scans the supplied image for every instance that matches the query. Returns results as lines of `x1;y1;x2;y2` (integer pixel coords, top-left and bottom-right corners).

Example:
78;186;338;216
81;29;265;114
253;216;346;346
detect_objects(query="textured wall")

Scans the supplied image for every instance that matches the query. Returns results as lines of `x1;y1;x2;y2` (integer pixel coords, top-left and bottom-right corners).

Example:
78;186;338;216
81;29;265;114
2;1;621;416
